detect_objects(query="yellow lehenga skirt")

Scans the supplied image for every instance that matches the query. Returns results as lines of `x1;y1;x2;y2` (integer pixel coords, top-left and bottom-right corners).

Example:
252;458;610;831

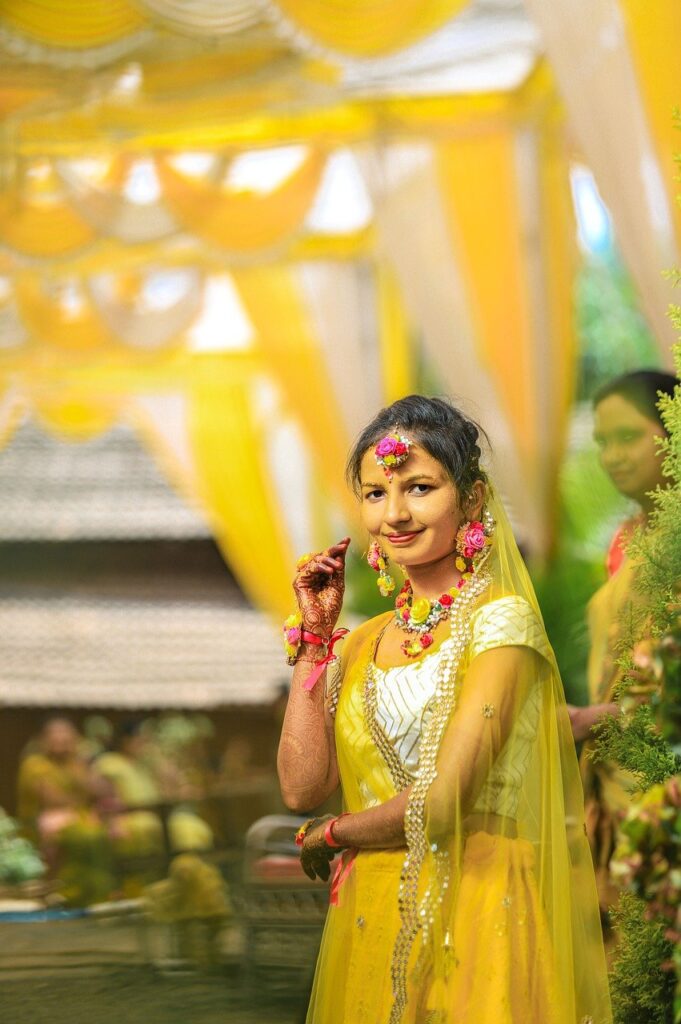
305;616;571;1024
306;832;566;1024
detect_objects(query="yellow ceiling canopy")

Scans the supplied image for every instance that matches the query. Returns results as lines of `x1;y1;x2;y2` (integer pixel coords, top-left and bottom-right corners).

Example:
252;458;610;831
0;0;679;618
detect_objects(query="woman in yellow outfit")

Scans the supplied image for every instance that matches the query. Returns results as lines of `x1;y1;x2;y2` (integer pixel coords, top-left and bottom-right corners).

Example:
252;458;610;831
278;396;611;1024
576;369;678;913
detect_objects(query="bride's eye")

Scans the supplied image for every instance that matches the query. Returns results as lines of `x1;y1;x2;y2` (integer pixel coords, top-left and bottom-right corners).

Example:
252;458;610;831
410;484;431;495
364;489;385;501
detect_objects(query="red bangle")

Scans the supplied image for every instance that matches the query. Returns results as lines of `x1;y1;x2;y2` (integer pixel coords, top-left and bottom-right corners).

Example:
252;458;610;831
301;629;328;647
324;813;348;848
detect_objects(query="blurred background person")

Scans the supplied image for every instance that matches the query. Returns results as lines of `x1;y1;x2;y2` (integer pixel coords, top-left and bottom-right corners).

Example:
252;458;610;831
572;369;678;912
17;716;113;906
96;719;213;891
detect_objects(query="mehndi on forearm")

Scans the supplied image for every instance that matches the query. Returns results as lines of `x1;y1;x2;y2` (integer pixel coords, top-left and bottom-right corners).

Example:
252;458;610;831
277;644;338;812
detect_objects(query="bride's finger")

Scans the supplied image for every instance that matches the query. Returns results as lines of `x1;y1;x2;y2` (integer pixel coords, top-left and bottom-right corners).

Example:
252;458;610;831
327;538;351;561
319;556;343;571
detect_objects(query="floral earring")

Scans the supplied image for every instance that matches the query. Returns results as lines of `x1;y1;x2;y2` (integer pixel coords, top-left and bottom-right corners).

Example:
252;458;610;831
454;509;495;583
367;540;395;597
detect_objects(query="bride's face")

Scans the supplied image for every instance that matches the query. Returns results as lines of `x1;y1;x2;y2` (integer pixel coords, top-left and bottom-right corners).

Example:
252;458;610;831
359;443;482;571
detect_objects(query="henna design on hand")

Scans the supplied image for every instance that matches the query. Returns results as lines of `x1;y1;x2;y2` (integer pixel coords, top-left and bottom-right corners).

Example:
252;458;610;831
293;538;350;639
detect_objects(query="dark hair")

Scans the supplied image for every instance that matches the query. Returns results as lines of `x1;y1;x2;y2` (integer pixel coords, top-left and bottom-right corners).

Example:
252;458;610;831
346;395;488;500
593;369;678;429
40;714;76;732
115;718;145;748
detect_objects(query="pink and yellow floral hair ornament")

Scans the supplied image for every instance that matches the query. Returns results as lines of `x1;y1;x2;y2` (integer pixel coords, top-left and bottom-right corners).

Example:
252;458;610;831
374;433;412;480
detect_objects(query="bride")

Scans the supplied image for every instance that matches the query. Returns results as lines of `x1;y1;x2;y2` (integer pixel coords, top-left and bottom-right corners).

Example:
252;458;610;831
278;394;611;1024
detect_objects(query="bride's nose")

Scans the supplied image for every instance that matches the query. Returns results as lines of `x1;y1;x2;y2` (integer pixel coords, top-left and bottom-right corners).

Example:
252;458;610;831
384;489;412;526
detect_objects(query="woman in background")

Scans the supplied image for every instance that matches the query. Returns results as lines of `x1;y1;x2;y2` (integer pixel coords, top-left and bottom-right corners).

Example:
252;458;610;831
576;369;678;911
17;716;113;905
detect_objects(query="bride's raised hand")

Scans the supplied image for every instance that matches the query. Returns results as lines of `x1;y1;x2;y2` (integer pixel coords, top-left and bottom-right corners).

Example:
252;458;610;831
293;538;350;640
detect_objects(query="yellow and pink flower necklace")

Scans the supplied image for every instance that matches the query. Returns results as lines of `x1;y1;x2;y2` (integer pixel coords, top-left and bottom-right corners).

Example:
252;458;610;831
394;516;493;657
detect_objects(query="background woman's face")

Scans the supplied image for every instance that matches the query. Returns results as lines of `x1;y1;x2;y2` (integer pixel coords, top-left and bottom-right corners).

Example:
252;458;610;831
358;444;466;570
593;393;666;503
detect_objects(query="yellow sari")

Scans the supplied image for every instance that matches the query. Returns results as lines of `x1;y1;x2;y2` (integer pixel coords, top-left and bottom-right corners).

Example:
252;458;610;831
306;492;611;1024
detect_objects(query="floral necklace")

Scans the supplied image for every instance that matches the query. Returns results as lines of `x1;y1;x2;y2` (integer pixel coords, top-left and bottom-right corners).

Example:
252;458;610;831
393;581;459;657
393;516;493;657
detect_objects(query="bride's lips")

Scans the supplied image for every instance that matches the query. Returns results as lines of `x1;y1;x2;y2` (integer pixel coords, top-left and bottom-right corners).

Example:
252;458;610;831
384;530;423;545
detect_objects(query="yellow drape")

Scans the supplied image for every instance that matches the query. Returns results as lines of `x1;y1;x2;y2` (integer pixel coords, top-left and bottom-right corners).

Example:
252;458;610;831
14;274;113;352
156;150;325;252
0;0;145;47
436;92;575;550
12;269;200;354
438;131;534;453
271;0;470;57
0;161;94;257
376;262;414;403
188;354;296;620
234;265;356;525
55;154;178;244
620;0;681;250
32;393;121;440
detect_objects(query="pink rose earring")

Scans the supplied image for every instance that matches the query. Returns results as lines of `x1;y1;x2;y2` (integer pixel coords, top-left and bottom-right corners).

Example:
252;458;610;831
454;509;495;586
367;540;395;597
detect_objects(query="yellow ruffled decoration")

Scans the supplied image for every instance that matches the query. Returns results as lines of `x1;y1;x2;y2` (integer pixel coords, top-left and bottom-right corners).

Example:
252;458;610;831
0;0;145;48
270;0;470;57
156;149;325;252
0;161;94;257
55;154;178;244
14;273;112;352
89;268;202;352
32;393;121;440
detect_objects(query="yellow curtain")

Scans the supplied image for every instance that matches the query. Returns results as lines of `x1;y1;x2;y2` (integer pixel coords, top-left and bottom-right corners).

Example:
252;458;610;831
188;354;296;620
0;161;94;257
522;1;678;355
0;0;145;47
156;149;325;252
271;0;470;57
234;265;357;524
438;130;535;454
620;0;681;249
436;97;575;550
376;261;414;403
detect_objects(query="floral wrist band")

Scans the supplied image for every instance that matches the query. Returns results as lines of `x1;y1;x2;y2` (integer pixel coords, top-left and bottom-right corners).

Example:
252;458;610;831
283;612;348;691
283;612;304;665
283;614;331;665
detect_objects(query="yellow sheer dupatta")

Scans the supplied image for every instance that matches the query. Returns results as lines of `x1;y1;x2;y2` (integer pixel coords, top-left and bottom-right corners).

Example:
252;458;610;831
408;488;611;1023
